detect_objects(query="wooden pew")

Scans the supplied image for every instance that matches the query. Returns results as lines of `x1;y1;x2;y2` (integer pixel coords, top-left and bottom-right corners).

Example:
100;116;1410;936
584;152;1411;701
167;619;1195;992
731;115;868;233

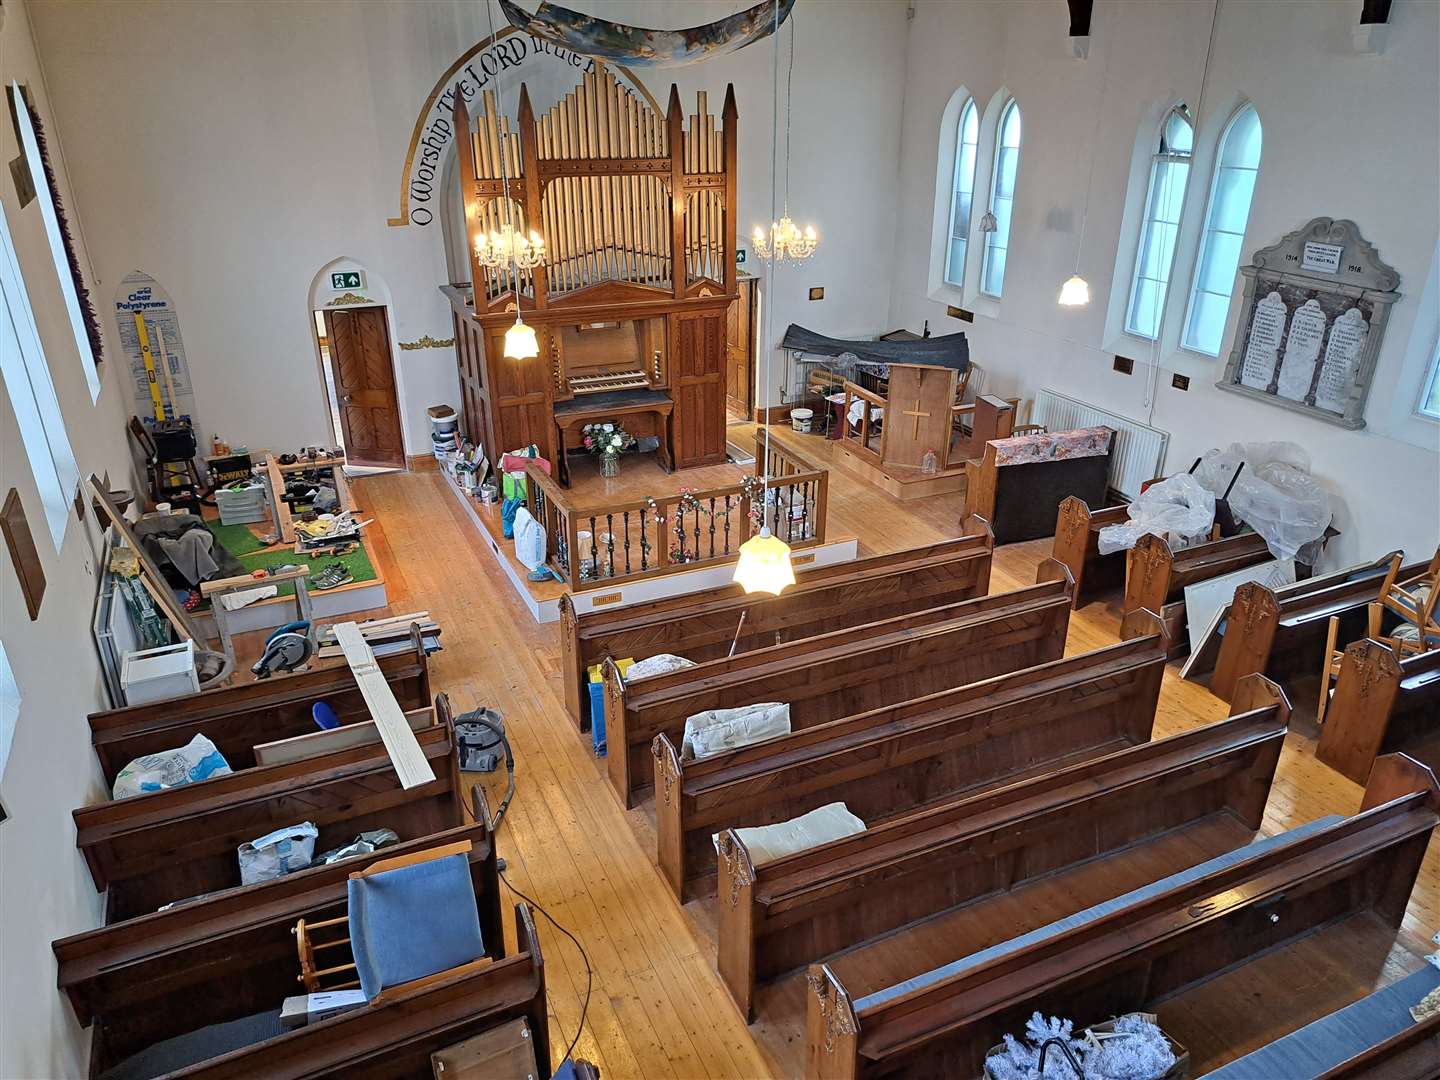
1317;639;1440;783
73;899;547;1080
74;702;463;922
89;631;432;784
804;752;1439;1080
1050;496;1130;607
54;801;502;1067
714;676;1289;1019
653;610;1167;900
559;518;995;730
1320;1012;1440;1078
605;564;1073;808
1210;555;1419;703
1123;530;1272;657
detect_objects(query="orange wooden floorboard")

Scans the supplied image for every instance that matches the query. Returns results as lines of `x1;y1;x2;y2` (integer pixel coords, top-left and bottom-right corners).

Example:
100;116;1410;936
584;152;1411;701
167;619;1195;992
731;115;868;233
345;439;1437;1080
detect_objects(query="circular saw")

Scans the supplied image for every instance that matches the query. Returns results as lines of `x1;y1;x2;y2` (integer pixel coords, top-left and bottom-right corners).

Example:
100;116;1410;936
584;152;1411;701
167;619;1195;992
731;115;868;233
251;621;315;679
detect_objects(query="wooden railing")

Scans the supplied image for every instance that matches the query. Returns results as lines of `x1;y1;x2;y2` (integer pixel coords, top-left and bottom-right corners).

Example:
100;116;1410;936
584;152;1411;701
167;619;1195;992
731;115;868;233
526;435;828;593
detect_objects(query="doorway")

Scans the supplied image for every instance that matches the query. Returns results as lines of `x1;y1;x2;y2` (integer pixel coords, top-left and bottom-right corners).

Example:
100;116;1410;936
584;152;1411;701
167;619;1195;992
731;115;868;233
317;306;406;469
726;277;757;421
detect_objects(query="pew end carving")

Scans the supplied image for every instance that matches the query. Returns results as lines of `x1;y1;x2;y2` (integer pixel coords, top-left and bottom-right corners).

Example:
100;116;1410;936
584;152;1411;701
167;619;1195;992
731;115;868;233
806;965;860;1080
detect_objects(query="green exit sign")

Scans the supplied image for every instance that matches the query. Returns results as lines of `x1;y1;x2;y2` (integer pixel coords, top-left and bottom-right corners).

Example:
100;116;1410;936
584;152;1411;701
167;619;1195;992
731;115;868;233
330;271;364;290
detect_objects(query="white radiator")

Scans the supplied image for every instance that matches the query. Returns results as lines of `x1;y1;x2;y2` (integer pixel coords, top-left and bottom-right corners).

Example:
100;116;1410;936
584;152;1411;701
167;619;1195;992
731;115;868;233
1030;388;1169;501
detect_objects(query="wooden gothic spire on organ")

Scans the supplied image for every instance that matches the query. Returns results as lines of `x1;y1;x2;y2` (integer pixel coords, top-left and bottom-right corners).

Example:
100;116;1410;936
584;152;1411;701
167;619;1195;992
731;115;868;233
444;70;738;477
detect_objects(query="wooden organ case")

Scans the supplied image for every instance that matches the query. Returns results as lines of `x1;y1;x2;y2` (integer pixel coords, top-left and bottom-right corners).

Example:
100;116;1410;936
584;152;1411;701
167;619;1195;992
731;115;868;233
445;70;738;479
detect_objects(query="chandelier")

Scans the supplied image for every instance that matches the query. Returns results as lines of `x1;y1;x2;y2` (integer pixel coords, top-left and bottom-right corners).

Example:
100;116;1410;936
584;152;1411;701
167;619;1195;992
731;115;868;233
475;225;546;271
751;216;817;263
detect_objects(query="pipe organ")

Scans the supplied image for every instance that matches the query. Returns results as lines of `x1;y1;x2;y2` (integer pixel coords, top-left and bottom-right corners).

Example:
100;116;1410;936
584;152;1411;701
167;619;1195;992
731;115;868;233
445;69;738;479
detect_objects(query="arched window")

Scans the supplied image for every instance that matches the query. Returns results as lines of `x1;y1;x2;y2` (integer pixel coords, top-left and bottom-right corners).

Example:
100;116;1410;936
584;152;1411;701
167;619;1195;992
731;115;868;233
980;99;1021;298
1125;106;1192;340
943;98;980;287
1183;104;1262;355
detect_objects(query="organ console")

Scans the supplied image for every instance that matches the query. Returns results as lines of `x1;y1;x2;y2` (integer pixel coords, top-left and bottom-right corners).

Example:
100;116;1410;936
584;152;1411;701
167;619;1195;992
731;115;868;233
444;67;739;482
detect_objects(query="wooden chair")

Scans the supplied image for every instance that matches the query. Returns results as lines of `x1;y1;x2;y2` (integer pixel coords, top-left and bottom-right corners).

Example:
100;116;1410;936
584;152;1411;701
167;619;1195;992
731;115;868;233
803;753;1439;1080
653;607;1167;901
715;676;1289;1019
604;562;1075;809
559;523;995;731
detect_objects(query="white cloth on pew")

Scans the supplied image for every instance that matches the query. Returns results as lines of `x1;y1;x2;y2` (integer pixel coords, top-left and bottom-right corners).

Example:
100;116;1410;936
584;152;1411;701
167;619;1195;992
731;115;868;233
626;653;697;681
682;702;790;761
717;802;866;867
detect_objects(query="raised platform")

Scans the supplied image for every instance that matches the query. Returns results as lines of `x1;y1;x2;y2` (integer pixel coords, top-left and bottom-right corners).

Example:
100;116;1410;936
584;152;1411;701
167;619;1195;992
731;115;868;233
831;440;969;501
442;435;858;623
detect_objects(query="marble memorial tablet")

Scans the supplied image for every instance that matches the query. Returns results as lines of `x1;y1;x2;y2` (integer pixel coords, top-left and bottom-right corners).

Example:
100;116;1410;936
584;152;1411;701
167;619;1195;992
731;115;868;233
1240;291;1287;391
1277;299;1327;402
1315;307;1368;414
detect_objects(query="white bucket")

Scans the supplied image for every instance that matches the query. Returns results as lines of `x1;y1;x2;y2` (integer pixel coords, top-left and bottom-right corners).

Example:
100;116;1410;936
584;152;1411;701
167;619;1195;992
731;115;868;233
790;408;814;434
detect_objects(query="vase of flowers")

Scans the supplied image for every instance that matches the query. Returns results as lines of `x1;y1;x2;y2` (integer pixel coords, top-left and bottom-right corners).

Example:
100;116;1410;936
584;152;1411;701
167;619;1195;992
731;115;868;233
581;422;635;477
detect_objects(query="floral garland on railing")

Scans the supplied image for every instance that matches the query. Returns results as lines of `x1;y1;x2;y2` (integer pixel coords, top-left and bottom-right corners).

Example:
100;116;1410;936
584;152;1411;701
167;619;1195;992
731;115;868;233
638;478;773;564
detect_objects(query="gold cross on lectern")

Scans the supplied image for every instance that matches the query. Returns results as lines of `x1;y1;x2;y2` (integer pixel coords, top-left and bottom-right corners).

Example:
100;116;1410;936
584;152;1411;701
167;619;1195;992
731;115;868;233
902;399;930;439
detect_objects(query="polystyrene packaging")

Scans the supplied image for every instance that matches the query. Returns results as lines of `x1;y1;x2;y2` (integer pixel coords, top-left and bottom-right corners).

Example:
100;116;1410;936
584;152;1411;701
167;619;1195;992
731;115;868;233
1096;474;1216;556
112;733;233;799
1193;442;1332;562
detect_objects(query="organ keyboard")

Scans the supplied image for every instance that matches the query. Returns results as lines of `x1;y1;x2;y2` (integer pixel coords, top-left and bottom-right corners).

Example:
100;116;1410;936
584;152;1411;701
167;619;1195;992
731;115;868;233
568;369;650;395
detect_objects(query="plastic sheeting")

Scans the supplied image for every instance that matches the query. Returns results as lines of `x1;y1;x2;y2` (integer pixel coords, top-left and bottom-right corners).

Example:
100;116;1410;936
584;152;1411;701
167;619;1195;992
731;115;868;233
1193;442;1333;562
1097;474;1216;556
682;701;790;761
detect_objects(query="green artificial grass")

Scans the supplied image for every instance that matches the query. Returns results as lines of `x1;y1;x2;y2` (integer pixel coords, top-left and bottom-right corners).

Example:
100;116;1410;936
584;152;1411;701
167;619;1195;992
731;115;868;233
207;520;377;599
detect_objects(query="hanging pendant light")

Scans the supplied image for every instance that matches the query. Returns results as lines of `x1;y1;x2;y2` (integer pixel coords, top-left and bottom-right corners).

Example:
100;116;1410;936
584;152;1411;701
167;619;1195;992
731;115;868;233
1058;274;1091;306
504;314;539;359
736;0;795;596
734;527;796;595
749;3;817;265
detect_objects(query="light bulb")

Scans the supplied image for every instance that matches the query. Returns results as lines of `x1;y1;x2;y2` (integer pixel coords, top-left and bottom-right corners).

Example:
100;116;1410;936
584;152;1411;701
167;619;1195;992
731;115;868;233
732;527;795;595
1058;274;1091;307
504;316;539;359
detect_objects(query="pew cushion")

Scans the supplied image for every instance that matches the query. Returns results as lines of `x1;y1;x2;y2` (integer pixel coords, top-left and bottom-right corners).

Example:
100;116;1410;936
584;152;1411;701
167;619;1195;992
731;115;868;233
1205;964;1440;1079
855;815;1343;1010
682;702;791;761
99;1009;284;1080
348;852;485;1000
720;802;865;866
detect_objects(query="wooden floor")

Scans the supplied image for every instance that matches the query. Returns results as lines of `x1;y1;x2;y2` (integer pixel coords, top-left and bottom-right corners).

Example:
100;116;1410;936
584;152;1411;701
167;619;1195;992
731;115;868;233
339;424;1437;1079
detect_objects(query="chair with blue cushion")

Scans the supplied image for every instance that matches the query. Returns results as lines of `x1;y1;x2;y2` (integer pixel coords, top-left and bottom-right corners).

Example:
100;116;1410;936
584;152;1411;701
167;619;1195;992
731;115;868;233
347;840;488;1003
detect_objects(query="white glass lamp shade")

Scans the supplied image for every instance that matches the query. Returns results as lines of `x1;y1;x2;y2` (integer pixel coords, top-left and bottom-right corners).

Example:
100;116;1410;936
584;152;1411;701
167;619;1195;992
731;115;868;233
504;317;539;359
732;528;795;595
1058;274;1091;307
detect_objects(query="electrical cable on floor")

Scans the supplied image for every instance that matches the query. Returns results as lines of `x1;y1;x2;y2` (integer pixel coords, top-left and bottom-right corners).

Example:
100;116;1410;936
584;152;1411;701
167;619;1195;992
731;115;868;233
458;733;592;1070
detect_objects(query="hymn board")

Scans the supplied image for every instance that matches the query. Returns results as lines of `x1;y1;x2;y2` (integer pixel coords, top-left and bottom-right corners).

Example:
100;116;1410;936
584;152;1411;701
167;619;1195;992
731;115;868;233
1218;217;1398;429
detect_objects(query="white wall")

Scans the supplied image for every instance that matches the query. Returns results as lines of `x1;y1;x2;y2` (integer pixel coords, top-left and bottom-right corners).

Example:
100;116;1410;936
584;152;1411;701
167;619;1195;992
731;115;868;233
0;2;136;1075
29;0;908;455
890;0;1440;566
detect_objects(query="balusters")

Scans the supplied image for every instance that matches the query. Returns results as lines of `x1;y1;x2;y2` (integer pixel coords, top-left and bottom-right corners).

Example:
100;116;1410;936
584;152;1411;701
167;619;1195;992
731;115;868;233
674;502;686;563
708;497;717;559
605;513;616;578
801;480;812;539
723;495;733;554
588;515;599;580
693;507;701;560
623;511;632;574
639;507;651;570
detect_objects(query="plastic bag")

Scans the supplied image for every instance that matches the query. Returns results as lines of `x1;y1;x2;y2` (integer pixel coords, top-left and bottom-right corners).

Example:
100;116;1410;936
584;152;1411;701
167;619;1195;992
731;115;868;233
1097;474;1215;556
513;506;546;571
314;828;398;866
682;702;791;761
238;821;318;885
1193;442;1331;562
626;654;697;681
112;733;233;799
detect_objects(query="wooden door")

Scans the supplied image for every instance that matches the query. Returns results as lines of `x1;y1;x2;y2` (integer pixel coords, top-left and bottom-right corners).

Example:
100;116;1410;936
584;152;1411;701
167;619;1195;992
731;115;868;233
725;278;754;418
671;310;728;468
324;306;406;469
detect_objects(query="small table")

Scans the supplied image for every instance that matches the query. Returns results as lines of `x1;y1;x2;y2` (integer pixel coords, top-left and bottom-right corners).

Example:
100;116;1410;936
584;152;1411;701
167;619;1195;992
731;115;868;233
553;390;674;486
